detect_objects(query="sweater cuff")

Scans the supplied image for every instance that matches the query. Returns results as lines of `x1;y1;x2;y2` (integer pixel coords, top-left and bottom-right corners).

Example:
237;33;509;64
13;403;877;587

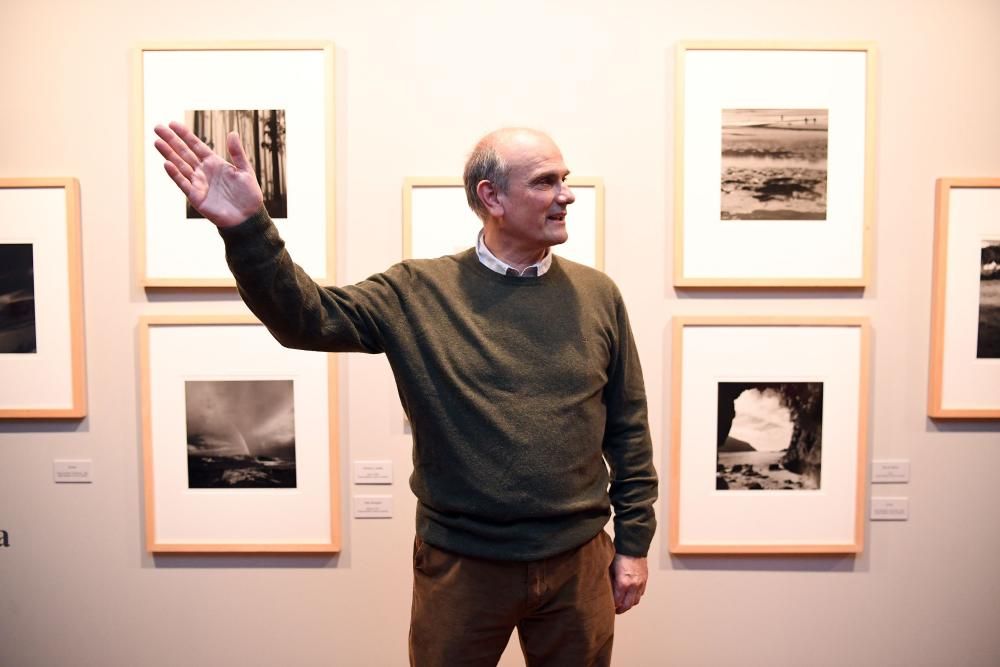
613;532;653;559
217;206;286;269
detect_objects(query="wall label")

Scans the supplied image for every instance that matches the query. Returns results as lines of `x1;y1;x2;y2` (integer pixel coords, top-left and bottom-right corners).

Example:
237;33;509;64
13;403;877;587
353;495;393;519
871;497;909;521
353;460;393;485
872;460;910;483
54;459;93;483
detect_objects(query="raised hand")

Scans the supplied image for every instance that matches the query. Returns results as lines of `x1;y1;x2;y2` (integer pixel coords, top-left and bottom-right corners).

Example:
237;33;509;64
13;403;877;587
153;121;264;228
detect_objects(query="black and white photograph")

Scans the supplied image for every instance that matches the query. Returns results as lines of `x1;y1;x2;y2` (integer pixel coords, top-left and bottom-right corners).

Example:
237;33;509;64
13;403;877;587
721;108;828;221
717;381;824;491
979;240;1000;358
0;243;37;354
184;109;288;219
185;379;297;489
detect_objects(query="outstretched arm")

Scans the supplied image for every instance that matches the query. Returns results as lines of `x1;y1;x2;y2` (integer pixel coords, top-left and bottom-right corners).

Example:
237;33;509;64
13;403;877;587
154;122;394;355
153;121;263;228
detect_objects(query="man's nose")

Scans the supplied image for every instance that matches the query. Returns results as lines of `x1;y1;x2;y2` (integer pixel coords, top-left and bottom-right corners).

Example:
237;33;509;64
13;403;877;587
557;183;576;204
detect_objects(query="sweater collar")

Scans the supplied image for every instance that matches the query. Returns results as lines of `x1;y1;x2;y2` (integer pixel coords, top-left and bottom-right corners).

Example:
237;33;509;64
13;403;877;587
475;229;553;278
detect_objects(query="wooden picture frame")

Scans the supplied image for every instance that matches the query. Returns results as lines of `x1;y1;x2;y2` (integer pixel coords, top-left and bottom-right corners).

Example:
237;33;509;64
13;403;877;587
132;42;336;288
0;178;87;419
674;42;876;287
140;315;340;552
402;177;605;269
928;178;1000;418
670;317;870;554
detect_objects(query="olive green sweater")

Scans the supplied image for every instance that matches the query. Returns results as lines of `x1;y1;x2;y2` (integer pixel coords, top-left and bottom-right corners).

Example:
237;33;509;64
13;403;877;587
221;209;657;560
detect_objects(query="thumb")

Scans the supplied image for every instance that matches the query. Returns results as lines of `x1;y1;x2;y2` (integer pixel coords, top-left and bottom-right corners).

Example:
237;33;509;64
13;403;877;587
226;131;253;172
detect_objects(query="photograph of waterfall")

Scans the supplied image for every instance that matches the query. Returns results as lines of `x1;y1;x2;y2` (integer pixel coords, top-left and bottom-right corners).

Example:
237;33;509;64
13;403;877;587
185;379;297;489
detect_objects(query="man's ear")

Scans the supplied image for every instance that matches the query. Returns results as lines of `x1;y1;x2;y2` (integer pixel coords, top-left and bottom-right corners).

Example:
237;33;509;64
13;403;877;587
476;180;504;218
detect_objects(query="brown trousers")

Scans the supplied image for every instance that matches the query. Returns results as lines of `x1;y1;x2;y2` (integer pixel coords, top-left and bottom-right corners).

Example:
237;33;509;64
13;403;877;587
409;531;617;667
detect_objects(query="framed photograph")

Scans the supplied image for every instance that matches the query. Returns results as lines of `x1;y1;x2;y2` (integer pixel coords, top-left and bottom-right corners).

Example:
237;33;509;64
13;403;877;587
0;179;86;419
132;42;335;288
670;317;870;554
402;177;605;269
140;316;340;552
674;42;876;287
928;178;1000;418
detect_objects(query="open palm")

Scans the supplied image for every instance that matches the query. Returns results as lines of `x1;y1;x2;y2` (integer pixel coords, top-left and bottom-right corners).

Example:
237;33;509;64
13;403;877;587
153;121;264;228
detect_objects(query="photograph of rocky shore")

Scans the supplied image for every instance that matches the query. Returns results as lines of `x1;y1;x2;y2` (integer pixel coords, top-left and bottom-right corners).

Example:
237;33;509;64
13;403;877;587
716;382;824;491
979;240;1000;358
721;108;828;221
185;379;297;489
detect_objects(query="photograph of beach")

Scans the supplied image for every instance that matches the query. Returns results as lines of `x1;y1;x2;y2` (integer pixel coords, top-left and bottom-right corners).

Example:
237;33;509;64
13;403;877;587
0;243;37;354
184;109;288;219
716;382;824;491
185;379;297;489
721;108;828;221
978;240;1000;358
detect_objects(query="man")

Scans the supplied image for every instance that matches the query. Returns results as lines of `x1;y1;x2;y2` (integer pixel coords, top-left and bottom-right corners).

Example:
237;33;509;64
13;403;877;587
153;123;657;666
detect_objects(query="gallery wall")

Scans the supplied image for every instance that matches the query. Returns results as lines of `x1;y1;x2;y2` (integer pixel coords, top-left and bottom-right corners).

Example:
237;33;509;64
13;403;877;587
2;0;999;665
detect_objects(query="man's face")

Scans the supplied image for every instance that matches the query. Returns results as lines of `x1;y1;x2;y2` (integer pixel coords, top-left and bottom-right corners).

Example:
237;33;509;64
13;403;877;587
494;132;575;253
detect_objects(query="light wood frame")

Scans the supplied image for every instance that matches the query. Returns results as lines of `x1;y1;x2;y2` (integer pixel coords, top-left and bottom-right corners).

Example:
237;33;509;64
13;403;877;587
0;178;87;419
132;42;336;288
140;315;340;552
670;317;870;554
402;177;605;270
674;42;877;287
928;178;1000;418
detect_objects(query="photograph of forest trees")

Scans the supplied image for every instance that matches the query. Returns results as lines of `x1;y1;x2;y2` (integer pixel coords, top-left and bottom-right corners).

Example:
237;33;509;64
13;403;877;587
184;109;288;218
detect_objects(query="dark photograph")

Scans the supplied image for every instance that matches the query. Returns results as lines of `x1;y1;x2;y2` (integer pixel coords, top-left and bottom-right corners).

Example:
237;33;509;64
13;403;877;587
979;241;1000;358
0;243;37;354
717;382;824;491
185;379;297;488
184;109;288;218
721;108;828;221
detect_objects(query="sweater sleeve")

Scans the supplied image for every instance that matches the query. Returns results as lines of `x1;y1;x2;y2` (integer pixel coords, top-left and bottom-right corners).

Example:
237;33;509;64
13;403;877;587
602;290;658;557
218;207;400;354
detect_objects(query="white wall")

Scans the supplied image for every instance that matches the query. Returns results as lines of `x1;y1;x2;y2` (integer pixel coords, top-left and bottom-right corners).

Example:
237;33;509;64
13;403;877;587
1;0;999;665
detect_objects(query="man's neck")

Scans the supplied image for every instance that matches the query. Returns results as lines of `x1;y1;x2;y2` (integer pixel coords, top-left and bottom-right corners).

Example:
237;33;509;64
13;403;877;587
482;230;547;273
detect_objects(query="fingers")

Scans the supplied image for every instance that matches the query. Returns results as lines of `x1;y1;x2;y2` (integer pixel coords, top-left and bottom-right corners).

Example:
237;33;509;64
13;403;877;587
153;139;194;185
226;131;253;172
167;120;216;161
153;124;201;179
613;586;627;612
613;582;644;614
161;161;198;202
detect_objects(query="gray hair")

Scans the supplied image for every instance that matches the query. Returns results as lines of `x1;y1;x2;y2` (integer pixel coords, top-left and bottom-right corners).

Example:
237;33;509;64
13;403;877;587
463;139;510;221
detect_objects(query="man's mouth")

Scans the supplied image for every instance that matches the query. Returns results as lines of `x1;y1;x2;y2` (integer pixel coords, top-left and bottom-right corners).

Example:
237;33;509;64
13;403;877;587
547;211;567;222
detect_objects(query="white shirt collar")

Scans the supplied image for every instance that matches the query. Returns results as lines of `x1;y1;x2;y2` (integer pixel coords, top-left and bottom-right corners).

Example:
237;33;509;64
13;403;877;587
475;229;552;278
